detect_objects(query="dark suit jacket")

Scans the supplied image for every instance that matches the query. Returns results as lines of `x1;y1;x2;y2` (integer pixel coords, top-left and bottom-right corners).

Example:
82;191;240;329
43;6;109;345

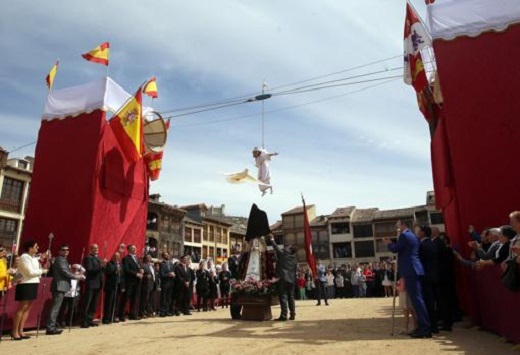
267;237;297;285
104;261;125;291
195;269;209;291
228;254;240;279
84;254;104;289
419;238;440;284
160;260;175;288
50;256;76;293
174;263;192;287
388;229;424;277
141;263;155;292
123;254;141;286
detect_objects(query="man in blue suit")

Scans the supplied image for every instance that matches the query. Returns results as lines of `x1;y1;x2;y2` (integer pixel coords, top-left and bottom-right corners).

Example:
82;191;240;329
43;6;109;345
383;220;430;338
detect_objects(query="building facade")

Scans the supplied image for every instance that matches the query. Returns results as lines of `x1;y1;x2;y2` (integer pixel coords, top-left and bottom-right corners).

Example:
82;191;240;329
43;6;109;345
0;148;32;250
279;191;445;268
181;203;232;263
146;194;186;258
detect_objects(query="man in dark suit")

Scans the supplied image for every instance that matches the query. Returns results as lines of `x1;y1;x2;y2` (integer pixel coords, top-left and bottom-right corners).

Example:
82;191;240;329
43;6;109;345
174;255;192;315
266;234;297;321
417;225;441;334
139;254;155;318
384;220;430;338
102;251;125;324
228;246;242;320
159;252;175;317
81;244;106;328
121;244;143;320
46;244;83;335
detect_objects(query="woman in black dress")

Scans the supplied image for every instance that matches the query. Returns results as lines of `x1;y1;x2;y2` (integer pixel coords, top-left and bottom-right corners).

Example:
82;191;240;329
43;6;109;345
195;261;209;312
207;269;219;311
218;263;231;308
12;240;48;340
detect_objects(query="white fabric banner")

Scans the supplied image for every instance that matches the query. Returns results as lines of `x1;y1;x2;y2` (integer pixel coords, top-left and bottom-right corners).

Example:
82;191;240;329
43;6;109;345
427;0;520;40
42;77;152;120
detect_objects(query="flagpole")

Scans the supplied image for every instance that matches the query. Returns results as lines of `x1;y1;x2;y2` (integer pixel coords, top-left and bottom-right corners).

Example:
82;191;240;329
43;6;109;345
107;41;110;79
106;42;110;78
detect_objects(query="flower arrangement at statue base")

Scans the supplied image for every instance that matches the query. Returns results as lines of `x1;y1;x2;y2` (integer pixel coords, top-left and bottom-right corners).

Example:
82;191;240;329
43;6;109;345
231;277;278;296
231;277;279;306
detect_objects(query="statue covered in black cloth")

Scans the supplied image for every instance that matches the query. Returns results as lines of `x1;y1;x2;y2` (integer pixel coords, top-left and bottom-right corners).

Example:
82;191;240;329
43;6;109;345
230;204;276;320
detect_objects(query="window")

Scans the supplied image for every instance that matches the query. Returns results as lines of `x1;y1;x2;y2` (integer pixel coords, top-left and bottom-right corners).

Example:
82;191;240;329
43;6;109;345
208;226;214;242
375;239;390;253
147;213;159;231
354;240;375;258
0;218;18;247
332;242;352;258
430;212;444;225
331;222;350;234
374;222;396;236
353;224;373;238
193;229;201;243
18;161;28;170
184;227;192;242
415;210;429;226
294;215;304;228
282;215;296;229
0;218;17;233
1;178;24;213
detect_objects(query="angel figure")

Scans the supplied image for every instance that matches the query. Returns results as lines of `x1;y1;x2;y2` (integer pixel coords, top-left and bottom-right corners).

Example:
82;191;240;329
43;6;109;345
252;147;278;196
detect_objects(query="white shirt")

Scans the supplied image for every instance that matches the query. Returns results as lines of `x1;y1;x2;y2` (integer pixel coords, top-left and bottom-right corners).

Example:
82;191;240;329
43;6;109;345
18;253;43;284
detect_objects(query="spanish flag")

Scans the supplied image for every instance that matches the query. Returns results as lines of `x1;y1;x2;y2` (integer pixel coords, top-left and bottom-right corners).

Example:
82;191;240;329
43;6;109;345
46;60;59;90
109;87;143;162
143;77;158;98
144;119;169;181
82;42;110;66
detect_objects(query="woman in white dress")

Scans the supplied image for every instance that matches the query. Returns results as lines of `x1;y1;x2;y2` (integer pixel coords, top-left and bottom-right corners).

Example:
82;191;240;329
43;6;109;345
11;239;48;340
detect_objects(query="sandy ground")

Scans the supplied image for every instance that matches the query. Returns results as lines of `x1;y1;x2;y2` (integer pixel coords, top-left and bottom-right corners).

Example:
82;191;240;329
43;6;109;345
1;297;518;355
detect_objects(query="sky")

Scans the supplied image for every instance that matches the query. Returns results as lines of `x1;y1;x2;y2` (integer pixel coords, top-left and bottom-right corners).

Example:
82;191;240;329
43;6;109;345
0;0;431;223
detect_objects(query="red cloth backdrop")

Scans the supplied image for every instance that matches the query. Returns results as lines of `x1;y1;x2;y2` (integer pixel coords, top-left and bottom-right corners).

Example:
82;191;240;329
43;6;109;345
431;25;520;335
22;109;148;264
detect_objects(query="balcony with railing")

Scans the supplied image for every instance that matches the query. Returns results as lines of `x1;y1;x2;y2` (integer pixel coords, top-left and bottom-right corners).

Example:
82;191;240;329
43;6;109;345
0;199;21;214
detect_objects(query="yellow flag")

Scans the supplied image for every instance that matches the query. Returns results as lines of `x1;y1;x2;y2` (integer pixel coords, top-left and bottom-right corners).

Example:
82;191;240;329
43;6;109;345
46;60;59;90
82;42;110;66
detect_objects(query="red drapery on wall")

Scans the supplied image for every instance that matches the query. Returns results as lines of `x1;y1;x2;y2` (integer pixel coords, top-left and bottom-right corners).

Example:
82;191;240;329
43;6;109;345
22;109;148;264
431;25;520;327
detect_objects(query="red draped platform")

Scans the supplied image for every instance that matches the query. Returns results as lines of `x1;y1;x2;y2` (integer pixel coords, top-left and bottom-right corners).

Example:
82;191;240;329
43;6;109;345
427;0;520;342
21;77;149;265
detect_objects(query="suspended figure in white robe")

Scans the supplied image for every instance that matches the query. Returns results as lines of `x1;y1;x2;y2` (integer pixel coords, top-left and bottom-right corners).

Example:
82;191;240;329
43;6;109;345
252;147;278;196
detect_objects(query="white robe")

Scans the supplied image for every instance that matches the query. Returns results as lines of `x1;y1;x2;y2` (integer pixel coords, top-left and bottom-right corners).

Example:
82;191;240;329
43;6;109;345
245;238;262;281
255;149;272;193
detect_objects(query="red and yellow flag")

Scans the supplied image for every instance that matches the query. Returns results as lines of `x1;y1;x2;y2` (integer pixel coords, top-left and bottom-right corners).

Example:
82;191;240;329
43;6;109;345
143;77;158;98
144;119;169;181
403;3;430;93
109;88;143;162
46;60;59;90
82;42;110;66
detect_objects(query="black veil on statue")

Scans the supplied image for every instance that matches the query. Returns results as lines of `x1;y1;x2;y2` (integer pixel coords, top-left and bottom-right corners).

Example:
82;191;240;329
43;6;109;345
245;204;271;241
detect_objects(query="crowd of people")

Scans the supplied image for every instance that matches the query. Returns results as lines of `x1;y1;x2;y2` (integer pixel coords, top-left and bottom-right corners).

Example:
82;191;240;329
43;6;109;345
1;211;518;341
0;241;240;340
